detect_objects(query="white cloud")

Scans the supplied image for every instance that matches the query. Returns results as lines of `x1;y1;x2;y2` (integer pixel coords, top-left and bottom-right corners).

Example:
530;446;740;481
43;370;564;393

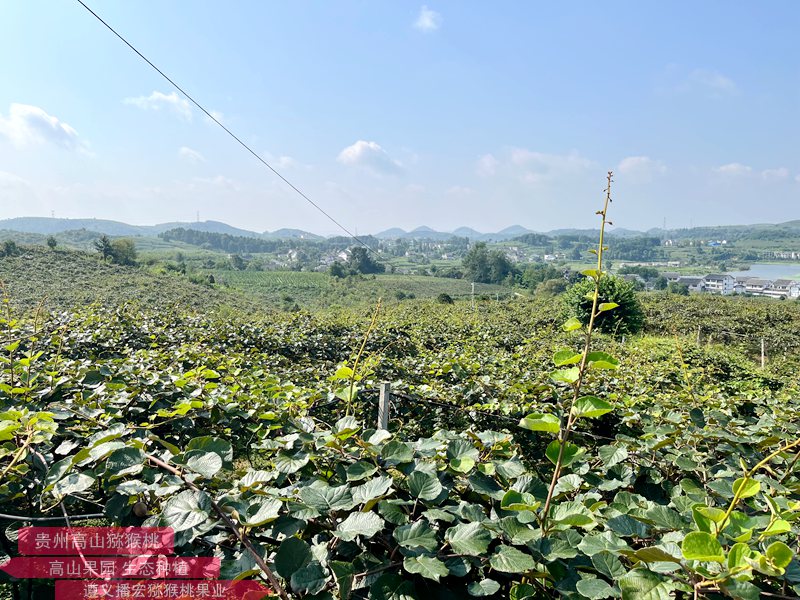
275;156;297;169
337;140;403;175
509;148;594;184
714;162;752;176
761;167;789;181
204;109;225;125
617;156;667;182
178;146;205;162
0;171;29;187
414;5;441;32
0;103;81;149
446;185;475;196
476;153;499;177
124;91;192;120
193;175;240;191
688;69;737;94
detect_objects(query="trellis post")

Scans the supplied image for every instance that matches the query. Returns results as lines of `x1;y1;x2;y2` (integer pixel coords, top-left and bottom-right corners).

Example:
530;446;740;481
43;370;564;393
378;382;391;429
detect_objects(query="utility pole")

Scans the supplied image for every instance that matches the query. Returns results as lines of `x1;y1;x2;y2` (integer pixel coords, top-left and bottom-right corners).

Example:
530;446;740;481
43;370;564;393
471;282;475;310
761;338;766;369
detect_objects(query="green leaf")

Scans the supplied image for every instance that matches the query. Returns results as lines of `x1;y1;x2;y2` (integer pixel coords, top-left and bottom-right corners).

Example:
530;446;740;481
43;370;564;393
550;500;594;527
241;498;282;527
51;473;95;499
546;440;580;466
586;352;619;370
732;478;760;499
161;490;211;532
766;541;793;569
346;460;378;481
572;396;613;419
618;570;677;600
592;551;626;579
407;472;442;501
273;451;310;474
510;583;537;600
694;505;726;524
688;407;705;428
761;518;791;537
518;412;560;434
719;580;761;600
681;531;724;563
185;452;223;478
381;440;414;465
333;415;361;438
335;511;384;541
598;302;619;312
500;490;540;512
554;349;582;366
185;436;233;467
489;545;536;573
563;317;582;332
445;522;492;556
551;367;580;384
446;439;479;461
105;447;145;479
333;366;354;380
290;561;328;596
576;578;615;599
727;543;753;574
379;500;410;526
598;445;628;468
449;457;476;473
352;476;394;504
299;484;354;514
274;537;312;580
628;547;681;564
468;579;501;597
330;561;355;599
369;573;416;600
403;556;449;582
393;520;438;552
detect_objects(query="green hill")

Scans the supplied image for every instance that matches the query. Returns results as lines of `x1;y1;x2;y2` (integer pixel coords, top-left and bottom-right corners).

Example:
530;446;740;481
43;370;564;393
0;246;261;315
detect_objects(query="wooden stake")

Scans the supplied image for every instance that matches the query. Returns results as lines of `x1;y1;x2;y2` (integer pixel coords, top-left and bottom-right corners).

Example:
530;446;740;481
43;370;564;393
378;382;391;429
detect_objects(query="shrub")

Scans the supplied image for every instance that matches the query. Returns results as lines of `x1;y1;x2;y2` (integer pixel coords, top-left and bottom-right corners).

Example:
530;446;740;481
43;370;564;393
563;274;644;335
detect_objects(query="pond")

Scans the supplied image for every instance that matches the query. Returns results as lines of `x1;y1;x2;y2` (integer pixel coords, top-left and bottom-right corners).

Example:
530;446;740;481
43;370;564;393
727;263;800;280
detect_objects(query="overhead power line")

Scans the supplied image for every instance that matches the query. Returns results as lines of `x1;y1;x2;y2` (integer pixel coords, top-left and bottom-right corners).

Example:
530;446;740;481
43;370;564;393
75;1;495;302
75;0;371;251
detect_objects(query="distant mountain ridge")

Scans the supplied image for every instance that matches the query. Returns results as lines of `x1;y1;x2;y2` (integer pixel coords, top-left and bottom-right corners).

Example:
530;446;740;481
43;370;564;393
2;216;800;243
0;217;320;241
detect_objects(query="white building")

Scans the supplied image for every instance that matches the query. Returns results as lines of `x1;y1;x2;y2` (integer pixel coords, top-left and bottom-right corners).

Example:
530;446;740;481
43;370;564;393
766;279;800;299
676;276;705;293
702;274;735;295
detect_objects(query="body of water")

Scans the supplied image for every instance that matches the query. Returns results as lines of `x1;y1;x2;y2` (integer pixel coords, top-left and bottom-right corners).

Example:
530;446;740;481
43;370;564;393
728;263;800;280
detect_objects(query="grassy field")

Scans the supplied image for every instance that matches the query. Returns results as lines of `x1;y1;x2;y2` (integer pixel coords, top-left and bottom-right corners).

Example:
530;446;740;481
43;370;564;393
208;269;508;309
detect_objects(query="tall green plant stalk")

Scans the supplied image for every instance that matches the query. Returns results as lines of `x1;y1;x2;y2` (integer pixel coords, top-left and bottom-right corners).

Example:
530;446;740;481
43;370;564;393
542;171;614;531
346;298;382;415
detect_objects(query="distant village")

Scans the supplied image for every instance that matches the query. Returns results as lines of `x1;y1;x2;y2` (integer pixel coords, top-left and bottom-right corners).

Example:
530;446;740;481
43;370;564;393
654;272;799;299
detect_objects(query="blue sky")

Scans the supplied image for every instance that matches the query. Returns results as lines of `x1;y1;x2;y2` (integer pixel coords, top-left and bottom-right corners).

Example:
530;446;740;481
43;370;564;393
0;1;798;234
